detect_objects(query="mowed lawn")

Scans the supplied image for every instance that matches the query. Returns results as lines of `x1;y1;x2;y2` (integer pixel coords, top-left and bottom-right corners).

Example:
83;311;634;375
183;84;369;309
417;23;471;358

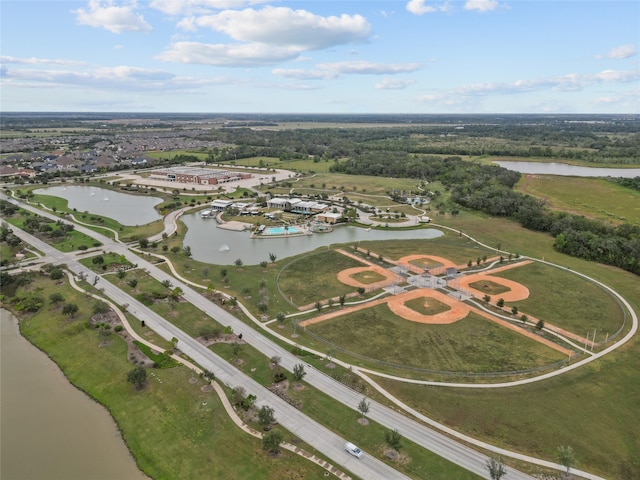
517;175;640;225
306;305;565;373
493;261;625;337
278;249;367;306
16;278;326;480
356;234;496;266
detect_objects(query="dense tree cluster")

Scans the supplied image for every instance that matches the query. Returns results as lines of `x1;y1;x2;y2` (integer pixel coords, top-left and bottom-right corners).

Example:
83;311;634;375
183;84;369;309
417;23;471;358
200;117;640;165
451;181;640;275
610;176;640;191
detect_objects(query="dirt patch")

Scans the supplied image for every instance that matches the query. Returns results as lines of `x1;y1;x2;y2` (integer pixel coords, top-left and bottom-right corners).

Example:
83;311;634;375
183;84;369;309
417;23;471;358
336;265;403;290
357;418;369;425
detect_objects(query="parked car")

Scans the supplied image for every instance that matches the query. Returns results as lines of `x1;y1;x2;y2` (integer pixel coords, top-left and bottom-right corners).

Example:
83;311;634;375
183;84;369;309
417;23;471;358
345;442;363;458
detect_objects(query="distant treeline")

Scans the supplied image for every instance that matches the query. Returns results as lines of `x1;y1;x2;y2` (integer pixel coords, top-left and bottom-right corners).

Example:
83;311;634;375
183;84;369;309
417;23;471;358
200;121;640;164
330;155;640;275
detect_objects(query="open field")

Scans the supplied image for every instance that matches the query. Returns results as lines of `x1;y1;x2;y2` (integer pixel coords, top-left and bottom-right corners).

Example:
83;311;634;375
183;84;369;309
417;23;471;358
277;249;367;307
355;233;495;265
492;261;625;337
517;174;640;224
10;277;331;480
305;305;565;373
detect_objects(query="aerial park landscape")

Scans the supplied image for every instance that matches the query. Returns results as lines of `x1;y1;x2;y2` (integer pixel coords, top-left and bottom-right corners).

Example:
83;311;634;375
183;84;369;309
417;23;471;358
1;0;639;479
1;111;639;480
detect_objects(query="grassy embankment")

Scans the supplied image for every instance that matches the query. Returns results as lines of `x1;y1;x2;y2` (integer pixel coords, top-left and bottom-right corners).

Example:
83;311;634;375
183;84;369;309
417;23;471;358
91;264;480;479
7;276;330;480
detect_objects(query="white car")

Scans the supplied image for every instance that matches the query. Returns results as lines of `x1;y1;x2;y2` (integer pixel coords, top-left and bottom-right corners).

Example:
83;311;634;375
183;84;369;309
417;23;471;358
345;442;363;458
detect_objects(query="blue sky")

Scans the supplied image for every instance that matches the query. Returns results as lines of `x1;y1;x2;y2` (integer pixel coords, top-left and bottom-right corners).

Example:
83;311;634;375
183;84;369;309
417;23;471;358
1;0;638;113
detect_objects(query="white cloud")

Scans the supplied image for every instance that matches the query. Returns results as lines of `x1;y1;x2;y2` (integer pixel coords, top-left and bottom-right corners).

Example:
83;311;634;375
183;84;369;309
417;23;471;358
598;44;638;60
439;69;640;98
406;0;450;15
0;56;87;66
180;6;371;50
271;69;338;80
157;41;303;67
318;60;420;75
272;60;420;80
464;0;499;12
376;78;415;90
149;0;268;16
0;64;235;93
74;0;152;33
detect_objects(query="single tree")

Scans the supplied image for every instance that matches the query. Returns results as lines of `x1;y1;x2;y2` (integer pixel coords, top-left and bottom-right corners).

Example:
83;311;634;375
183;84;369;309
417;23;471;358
49;292;65;304
357;397;370;420
257;405;276;430
262;430;283;454
339;294;346;307
292;363;306;382
511;306;519;315
385;428;402;451
232;386;246;406
483;294;491;303
62;303;79;317
486;456;507;480
127;366;147;389
116;268;127;279
234;258;243;267
269;252;277;263
128;278;138;288
276;311;286;325
50;268;64;280
520;314;529;324
536;319;545;330
92;301;109;315
496;298;505;308
270;355;281;370
183;245;192;257
556;445;576;475
139;238;149;249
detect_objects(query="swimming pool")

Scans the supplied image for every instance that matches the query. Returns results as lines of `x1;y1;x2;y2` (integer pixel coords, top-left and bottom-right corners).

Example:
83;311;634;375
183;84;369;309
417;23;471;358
262;226;303;236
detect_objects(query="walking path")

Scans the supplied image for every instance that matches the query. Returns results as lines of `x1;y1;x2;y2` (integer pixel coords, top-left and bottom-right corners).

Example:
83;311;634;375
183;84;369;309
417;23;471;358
63;271;352;479
6;192;632;480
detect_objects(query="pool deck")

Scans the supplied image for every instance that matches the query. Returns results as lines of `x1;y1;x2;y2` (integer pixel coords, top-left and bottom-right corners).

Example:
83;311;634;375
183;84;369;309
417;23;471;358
217;221;252;231
250;227;311;239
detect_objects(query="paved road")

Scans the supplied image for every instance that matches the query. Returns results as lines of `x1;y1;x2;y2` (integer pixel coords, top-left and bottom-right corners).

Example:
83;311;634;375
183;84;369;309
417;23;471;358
3;195;540;480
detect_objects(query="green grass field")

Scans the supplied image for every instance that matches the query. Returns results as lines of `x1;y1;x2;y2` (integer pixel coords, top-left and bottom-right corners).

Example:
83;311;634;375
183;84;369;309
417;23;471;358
356;233;495;265
12;277;331;480
493;261;624;337
517;175;640;225
306;306;565;373
277;249;366;307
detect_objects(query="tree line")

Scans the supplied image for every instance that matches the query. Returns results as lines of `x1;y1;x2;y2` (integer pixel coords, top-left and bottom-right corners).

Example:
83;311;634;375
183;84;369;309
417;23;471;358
328;155;640;275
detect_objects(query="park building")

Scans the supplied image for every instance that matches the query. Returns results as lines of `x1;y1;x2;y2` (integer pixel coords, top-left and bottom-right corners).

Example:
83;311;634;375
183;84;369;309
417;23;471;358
149;166;251;186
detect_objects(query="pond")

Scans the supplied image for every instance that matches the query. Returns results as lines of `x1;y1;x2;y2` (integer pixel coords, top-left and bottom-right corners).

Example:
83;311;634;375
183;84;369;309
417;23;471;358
34;186;162;226
181;213;443;265
1;309;148;480
494;161;640;178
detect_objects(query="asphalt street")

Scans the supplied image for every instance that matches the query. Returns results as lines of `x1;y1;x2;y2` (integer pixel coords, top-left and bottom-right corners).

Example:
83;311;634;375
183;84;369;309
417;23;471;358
3;194;537;480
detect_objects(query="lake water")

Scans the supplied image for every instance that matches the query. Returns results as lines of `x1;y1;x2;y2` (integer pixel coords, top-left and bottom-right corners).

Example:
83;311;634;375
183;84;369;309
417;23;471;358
494;161;640;178
34;186;162;226
181;213;444;265
0;309;148;480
